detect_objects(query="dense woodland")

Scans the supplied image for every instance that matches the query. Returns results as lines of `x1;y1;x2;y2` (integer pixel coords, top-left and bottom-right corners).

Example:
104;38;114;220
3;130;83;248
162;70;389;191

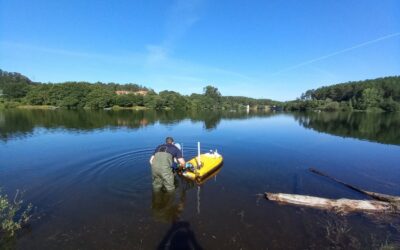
1;69;399;111
285;76;400;112
0;69;275;110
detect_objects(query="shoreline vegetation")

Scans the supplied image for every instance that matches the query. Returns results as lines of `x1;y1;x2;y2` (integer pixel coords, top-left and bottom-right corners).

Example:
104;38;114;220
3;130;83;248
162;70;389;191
110;105;148;110
16;105;58;110
0;189;33;247
0;69;399;112
0;69;277;111
285;76;400;112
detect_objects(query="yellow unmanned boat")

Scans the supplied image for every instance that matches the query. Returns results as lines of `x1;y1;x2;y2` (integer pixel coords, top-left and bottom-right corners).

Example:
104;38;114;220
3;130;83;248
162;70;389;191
181;150;223;182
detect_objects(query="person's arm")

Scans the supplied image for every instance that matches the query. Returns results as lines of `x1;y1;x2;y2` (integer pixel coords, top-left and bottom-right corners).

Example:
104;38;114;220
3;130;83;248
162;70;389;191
175;148;185;168
150;145;160;165
177;158;185;168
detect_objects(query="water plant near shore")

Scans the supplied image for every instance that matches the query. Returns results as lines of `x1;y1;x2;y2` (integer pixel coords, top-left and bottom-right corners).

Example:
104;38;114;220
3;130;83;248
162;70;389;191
0;189;33;243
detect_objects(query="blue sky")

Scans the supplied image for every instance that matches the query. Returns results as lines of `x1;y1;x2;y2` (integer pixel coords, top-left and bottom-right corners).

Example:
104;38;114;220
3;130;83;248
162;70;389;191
1;0;399;101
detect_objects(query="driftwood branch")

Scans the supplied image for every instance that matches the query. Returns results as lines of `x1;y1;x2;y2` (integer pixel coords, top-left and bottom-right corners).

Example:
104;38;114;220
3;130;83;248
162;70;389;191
309;168;400;204
264;168;400;214
265;193;396;214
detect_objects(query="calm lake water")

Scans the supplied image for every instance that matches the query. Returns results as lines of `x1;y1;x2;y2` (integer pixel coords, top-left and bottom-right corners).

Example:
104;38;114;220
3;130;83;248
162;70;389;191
1;109;399;249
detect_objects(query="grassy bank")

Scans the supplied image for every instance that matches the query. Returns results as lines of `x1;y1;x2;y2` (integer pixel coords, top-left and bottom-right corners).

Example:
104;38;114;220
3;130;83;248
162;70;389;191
17;105;58;110
0;100;20;109
111;105;148;110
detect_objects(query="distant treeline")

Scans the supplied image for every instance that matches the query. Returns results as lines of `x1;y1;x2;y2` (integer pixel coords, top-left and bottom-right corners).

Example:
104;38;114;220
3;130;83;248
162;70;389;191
2;69;399;112
0;69;277;110
284;76;400;112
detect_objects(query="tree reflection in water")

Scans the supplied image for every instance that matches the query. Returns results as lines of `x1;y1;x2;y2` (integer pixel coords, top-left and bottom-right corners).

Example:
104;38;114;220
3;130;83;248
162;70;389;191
0;109;274;141
294;111;400;145
2;109;399;146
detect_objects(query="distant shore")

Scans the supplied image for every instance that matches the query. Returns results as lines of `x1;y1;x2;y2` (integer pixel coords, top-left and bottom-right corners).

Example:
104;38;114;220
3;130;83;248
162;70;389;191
17;105;58;110
111;105;148;110
9;104;149;111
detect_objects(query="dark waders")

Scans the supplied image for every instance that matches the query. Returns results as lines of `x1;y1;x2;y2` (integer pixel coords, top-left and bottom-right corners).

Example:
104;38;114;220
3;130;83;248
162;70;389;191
151;151;175;191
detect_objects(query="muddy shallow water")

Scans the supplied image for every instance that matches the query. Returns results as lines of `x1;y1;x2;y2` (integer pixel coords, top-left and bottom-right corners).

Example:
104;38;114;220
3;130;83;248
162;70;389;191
0;109;399;249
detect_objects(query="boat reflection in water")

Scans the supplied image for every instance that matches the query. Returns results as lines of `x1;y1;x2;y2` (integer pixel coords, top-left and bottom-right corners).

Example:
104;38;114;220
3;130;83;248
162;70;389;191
194;165;222;185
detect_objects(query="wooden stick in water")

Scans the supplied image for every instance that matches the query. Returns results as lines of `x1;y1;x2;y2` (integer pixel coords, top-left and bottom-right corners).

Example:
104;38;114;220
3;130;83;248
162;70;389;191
309;168;400;203
264;168;400;214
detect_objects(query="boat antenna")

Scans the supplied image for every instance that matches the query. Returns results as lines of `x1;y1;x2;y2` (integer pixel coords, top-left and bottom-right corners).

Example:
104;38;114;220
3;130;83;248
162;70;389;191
197;141;201;168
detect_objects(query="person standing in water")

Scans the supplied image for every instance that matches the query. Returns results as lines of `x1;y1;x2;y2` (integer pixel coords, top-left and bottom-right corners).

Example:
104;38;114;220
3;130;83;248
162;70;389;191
149;137;185;191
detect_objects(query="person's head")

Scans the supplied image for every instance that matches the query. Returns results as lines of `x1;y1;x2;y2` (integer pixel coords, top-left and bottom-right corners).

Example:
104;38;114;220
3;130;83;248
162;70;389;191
165;137;174;144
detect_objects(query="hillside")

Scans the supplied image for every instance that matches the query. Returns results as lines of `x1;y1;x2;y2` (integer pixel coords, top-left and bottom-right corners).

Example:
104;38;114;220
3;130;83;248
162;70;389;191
285;76;400;112
0;69;277;110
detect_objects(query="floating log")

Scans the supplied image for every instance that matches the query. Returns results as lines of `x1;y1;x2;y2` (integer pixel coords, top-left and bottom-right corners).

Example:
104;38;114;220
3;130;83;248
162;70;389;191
265;193;396;214
309;168;400;204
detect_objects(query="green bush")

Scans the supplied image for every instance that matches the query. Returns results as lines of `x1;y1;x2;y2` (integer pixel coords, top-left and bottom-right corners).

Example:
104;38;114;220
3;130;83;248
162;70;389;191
0;189;33;243
85;88;116;109
3;101;20;109
322;101;340;111
380;97;400;112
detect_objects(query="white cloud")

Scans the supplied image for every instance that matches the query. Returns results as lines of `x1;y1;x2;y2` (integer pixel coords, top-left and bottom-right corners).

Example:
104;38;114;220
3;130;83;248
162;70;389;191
145;45;169;65
270;32;400;76
144;0;203;64
163;0;203;47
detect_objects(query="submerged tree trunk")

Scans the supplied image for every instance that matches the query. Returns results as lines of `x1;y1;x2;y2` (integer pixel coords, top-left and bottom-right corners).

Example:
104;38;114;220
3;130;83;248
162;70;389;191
265;193;397;214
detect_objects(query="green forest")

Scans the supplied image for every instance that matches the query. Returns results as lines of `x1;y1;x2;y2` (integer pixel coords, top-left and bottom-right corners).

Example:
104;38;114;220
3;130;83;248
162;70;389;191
285;76;400;112
1;69;399;111
0;69;276;110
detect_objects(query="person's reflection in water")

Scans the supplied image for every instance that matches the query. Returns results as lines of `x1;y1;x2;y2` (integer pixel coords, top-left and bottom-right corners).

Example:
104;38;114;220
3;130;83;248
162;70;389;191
157;221;203;250
152;179;203;250
151;189;183;223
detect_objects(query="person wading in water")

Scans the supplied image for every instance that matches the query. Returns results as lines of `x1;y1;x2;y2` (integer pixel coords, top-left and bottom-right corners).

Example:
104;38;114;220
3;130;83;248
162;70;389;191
149;137;185;191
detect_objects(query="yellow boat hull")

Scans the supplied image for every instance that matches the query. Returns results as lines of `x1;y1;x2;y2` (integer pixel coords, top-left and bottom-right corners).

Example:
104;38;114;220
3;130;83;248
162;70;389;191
182;153;223;181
